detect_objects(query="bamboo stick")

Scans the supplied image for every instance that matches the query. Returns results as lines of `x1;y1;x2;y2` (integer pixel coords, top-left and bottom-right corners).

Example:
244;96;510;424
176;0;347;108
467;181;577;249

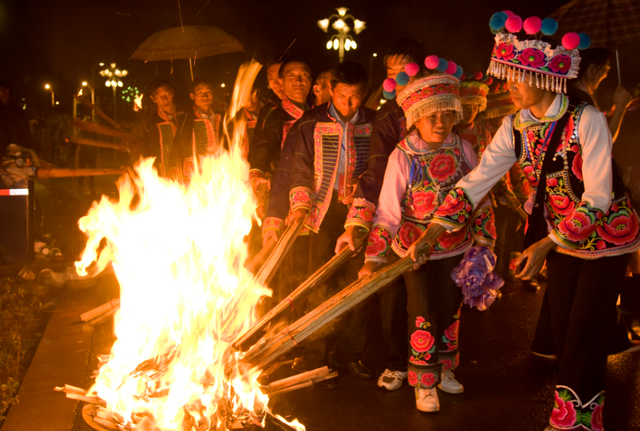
253;215;308;288
264;366;330;392
72;118;142;143
266;371;339;396
242;249;422;370
244;238;276;275
76;96;125;132
37;168;124;179
69;136;131;153
81;298;121;322
234;231;368;350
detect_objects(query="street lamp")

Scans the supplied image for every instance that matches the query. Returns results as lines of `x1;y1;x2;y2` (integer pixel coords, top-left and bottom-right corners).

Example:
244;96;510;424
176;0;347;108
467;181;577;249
78;81;96;121
99;63;128;121
318;7;366;63
44;84;55;107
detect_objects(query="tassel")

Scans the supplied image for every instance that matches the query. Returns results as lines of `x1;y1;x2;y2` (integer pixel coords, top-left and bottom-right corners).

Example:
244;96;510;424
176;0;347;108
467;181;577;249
536;73;540;88
529;71;533;87
563;78;567;93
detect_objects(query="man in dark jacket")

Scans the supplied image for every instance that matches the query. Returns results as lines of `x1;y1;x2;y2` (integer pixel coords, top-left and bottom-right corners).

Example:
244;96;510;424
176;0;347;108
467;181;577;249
0;80;32;156
285;61;376;385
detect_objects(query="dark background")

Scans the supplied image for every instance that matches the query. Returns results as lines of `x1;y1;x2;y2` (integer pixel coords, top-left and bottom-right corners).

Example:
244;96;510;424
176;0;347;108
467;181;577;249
1;0;639;119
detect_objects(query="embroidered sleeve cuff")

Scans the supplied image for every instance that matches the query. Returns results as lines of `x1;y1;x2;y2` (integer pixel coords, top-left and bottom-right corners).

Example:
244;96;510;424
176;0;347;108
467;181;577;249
471;204;496;247
262;217;285;237
365;225;392;262
433;187;474;231
249;169;264;180
345;198;376;232
289;186;312;212
553;202;604;250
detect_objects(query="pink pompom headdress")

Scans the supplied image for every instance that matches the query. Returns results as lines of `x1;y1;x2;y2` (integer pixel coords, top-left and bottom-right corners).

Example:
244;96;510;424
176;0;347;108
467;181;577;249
460;72;491;112
487;11;591;93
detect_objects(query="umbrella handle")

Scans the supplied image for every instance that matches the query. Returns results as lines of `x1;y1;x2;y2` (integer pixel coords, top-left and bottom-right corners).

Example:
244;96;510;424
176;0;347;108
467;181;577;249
616;48;622;86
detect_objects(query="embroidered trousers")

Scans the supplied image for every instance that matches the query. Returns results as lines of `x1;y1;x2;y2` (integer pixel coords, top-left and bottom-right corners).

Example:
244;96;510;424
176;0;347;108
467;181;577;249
303;194;370;368
402;254;463;389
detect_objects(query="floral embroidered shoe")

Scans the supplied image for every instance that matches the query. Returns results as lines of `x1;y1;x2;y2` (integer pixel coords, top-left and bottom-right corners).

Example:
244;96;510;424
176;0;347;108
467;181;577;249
437;369;464;394
415;387;440;412
377;369;408;391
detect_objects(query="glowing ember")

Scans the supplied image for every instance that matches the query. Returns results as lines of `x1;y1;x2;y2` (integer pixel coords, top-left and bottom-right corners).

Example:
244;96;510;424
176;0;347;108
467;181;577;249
74;146;296;430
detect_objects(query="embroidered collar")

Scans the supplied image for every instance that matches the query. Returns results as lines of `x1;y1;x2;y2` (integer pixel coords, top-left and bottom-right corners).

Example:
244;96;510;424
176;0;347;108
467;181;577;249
281;96;305;120
194;105;215;121
157;105;176;123
514;93;568;130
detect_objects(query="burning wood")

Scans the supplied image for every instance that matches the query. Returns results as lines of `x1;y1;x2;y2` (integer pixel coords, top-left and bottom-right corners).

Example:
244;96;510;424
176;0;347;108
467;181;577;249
263;366;338;396
239;250;426;371
81;298;121;325
253;215;308;287
234;231;368;350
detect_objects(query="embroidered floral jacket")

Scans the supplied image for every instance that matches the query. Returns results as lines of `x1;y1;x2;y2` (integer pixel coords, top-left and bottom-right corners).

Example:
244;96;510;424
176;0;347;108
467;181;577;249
287;103;376;234
365;132;495;263
345;98;408;232
435;93;640;259
144;106;185;176
248;96;306;181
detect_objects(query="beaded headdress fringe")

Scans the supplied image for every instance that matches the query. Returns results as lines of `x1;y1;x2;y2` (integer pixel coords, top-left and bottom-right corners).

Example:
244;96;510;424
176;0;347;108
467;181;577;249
406;96;463;129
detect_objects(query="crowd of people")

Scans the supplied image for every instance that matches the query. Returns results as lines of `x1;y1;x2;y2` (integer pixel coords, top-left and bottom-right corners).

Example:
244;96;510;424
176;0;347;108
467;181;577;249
133;10;640;431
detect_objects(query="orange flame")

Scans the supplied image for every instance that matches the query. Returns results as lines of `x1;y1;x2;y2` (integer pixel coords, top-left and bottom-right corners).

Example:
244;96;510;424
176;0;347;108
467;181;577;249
75;149;279;430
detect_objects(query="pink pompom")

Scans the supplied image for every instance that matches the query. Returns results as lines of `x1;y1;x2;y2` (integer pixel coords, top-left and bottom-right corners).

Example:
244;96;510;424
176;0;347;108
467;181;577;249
383;78;397;93
425;55;440;69
485;77;493;85
562;32;581;50
503;10;514;18
460;73;467;81
473;71;483;80
405;62;419;77
523;16;542;35
445;61;457;75
505;15;523;33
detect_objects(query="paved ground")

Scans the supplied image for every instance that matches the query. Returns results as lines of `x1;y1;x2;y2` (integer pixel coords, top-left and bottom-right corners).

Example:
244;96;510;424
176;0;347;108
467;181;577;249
6;170;639;431
264;282;640;431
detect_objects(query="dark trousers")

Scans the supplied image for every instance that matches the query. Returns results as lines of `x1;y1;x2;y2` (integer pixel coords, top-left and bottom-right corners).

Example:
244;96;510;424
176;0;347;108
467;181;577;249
379;274;408;372
545;250;630;401
402;254;463;388
303;195;369;368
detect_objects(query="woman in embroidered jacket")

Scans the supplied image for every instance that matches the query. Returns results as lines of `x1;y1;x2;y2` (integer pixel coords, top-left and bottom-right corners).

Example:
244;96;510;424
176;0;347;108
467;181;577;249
359;73;496;412
413;13;640;431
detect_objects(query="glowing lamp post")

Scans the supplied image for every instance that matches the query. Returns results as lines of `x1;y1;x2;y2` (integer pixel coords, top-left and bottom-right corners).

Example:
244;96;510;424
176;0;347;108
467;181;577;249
318;7;366;63
44;84;55;107
99;63;128;121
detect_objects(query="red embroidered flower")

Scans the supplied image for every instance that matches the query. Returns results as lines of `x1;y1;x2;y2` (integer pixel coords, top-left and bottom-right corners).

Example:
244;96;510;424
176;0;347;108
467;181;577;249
596;210;639;246
399;222;423;248
550;391;578;428
360;208;373;222
518;48;546;69
571;155;583;180
460;87;470;97
596;240;606;250
421;373;436;387
522;164;537;184
591;402;604;431
292;191;310;203
549;194;576;216
549;54;572;74
565;116;575;144
366;234;388;257
438;228;467;250
548;178;558;187
435;84;449;95
411;190;438;216
410;329;435;353
470;86;480;95
558;209;597;243
428;153;457;181
441;359;453;370
416;316;425;328
444;320;459;343
408;371;419;386
436;193;466;219
495;43;515;61
484;213;496;238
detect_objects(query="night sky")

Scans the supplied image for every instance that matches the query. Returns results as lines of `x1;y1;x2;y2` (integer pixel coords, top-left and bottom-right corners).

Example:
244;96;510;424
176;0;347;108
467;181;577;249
1;0;638;116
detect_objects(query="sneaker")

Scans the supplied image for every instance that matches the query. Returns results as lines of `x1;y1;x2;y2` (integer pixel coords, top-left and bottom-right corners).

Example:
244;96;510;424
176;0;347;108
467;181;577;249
617;339;640;354
437;369;464;394
532;351;558;361
415;387;439;412
377;369;408;391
